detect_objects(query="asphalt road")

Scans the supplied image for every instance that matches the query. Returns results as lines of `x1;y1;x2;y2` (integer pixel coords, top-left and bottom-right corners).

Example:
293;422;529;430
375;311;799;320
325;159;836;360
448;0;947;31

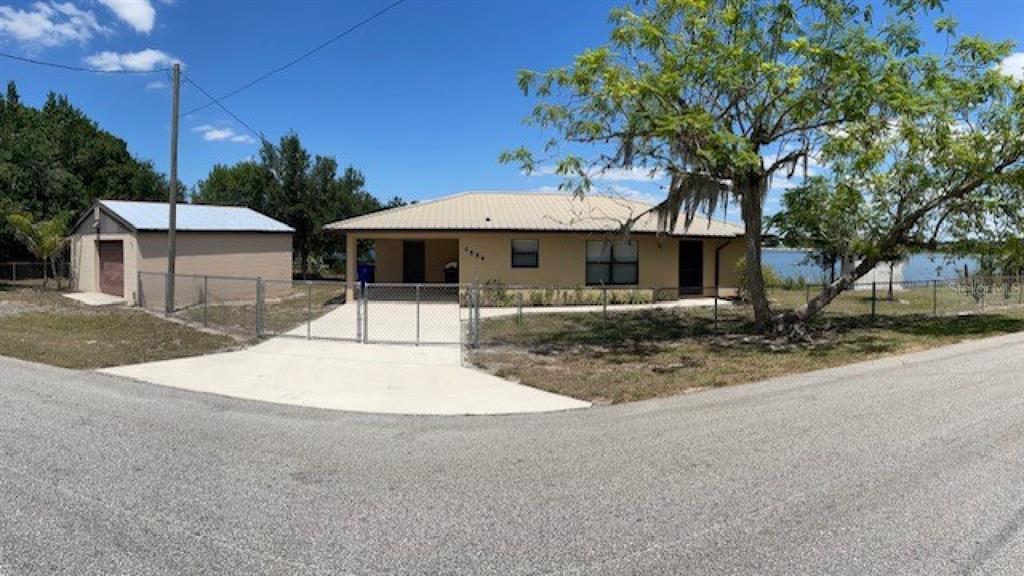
3;333;1024;575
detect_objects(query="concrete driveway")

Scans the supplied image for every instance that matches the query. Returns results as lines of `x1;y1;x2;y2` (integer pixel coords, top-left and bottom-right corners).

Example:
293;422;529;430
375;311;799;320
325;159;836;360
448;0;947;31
100;336;588;415
5;332;1024;574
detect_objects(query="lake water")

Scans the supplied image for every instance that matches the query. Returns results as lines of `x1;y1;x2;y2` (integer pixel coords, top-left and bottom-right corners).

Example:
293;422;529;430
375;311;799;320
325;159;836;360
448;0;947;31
762;249;979;283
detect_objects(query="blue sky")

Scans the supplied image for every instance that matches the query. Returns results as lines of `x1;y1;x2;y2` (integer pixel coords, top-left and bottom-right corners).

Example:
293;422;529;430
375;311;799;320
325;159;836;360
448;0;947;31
1;0;1022;219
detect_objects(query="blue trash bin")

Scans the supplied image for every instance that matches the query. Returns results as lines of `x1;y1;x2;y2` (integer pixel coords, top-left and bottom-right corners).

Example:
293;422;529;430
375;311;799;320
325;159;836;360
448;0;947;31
356;264;375;284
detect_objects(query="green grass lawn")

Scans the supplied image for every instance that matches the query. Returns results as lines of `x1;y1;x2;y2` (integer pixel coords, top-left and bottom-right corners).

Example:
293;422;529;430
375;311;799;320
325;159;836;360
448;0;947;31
0;286;236;369
470;304;1024;404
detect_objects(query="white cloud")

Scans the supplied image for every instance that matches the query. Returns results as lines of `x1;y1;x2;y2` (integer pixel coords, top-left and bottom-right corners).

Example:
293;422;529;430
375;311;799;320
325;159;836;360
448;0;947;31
144;79;165;90
83;48;176;71
97;0;154;33
998;52;1024;82
0;2;106;48
192;123;256;144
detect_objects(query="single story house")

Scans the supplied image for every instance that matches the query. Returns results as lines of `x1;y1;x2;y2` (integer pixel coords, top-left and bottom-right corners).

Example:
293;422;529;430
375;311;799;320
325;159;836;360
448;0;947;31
325;191;746;298
70;200;294;304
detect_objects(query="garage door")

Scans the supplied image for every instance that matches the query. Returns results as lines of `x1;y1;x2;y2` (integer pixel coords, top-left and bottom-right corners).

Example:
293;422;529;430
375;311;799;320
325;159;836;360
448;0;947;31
98;241;124;297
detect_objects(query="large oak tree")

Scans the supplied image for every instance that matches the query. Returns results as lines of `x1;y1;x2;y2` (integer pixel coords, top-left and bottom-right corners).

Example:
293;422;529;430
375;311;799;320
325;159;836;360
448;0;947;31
502;0;971;331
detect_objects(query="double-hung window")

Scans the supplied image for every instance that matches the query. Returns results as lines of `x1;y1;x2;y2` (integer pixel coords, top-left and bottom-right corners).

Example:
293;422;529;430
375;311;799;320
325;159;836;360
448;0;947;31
511;239;539;268
586;240;638;285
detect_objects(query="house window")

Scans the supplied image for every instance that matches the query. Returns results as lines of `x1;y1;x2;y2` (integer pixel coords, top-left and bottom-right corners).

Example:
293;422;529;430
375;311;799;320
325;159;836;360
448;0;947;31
511;239;539;268
586;240;638;285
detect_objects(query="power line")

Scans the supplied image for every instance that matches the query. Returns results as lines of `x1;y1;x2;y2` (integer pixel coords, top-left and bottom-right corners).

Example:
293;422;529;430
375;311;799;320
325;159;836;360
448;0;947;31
183;74;268;145
180;0;407;117
0;50;172;74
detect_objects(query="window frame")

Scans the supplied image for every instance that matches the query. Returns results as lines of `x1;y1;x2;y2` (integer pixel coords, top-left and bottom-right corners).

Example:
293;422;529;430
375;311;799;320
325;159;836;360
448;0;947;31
585;240;639;286
510;238;540;269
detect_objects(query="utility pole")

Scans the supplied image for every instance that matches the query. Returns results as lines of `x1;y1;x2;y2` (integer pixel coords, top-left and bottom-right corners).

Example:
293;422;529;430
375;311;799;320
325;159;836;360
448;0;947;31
165;63;180;314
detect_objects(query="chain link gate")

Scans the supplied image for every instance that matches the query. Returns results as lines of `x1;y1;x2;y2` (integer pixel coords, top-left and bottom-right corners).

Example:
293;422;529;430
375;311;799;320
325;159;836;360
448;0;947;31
355;282;477;346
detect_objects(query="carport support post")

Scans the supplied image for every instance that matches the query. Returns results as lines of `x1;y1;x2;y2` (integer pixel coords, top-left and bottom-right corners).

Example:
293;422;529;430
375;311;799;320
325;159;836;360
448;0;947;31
415;284;421;345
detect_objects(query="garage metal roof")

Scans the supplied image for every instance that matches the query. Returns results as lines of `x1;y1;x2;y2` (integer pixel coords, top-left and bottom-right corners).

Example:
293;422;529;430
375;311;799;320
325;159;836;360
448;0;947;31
98;200;294;233
325;192;744;237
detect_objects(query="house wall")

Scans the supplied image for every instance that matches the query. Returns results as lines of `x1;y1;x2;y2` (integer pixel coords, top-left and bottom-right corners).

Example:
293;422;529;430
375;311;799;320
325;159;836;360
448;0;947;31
367;238;459;283
704;238;745;297
134;232;293;307
457;232;679;288
342;230;745;297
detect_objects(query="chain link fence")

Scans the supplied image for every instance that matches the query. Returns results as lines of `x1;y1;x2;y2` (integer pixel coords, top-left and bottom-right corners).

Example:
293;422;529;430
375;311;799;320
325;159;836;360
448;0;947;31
0;261;69;288
135;272;1024;352
471;276;1024;350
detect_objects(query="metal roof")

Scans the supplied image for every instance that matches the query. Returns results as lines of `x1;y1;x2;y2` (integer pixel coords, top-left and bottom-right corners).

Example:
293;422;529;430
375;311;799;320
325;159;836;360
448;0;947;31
99;200;294;233
325;191;744;237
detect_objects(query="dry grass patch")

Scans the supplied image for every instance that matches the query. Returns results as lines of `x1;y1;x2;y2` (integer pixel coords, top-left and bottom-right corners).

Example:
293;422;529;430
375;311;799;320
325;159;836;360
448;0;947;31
0;286;237;369
470;308;1024;404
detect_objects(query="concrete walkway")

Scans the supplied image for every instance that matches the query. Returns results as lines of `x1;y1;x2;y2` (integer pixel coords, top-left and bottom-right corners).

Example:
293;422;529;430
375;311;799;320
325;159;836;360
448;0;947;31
63;292;126;307
99;337;589;415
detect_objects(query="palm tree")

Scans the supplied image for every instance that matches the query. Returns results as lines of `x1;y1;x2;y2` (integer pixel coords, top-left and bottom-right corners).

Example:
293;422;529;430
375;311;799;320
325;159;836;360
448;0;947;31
6;212;70;289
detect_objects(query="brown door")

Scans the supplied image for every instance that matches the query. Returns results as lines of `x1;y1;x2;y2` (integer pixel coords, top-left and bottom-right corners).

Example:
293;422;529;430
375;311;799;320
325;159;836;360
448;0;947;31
98;241;124;296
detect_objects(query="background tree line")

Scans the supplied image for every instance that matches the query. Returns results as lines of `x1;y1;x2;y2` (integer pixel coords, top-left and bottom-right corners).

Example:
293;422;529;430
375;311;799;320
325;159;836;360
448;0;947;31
0;80;397;278
192;133;403;277
0;80;166;262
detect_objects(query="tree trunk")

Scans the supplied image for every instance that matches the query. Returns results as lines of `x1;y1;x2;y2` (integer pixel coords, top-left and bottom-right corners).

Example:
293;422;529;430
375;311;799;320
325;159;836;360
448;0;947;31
780;256;881;326
41;259;48;290
300;249;309;280
738;174;772;332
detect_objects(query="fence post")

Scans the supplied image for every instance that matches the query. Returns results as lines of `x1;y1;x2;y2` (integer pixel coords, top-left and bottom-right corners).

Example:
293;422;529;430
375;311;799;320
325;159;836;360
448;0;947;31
202;275;209;327
714;285;719;331
415;284;421;346
475;280;483;348
255;277;264;337
306;282;312;340
356;283;363;343
362;283;369;343
932;279;938;317
517;291;523;326
871;281;877;319
602;287;609;343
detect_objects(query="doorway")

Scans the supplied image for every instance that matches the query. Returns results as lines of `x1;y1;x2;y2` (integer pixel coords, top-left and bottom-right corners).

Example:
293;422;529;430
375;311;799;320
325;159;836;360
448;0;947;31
678;240;703;295
98;240;124;297
403;240;426;283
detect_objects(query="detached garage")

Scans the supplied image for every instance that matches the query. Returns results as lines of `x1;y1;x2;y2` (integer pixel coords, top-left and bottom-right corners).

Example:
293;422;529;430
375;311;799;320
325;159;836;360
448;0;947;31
69;200;294;304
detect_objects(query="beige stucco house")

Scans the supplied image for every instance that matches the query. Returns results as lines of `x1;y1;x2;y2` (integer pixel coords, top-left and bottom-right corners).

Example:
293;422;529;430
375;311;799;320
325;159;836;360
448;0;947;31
325;192;746;299
69;200;293;304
